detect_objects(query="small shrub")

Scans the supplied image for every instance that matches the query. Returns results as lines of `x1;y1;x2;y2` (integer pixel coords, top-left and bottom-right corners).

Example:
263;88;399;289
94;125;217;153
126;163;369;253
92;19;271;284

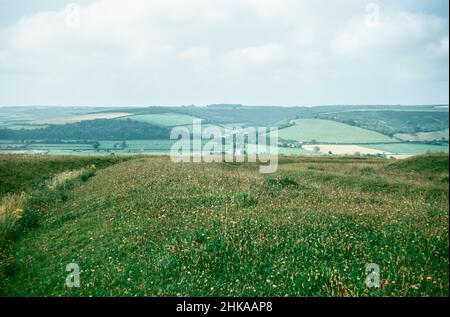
359;167;375;175
427;208;446;218
279;177;298;187
266;176;298;188
235;191;258;208
79;169;96;182
18;208;39;230
266;178;280;187
194;229;208;244
59;189;69;202
307;165;325;171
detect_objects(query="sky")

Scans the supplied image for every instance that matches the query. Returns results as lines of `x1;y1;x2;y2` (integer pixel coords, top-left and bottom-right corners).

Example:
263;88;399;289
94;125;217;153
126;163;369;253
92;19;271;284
0;0;448;107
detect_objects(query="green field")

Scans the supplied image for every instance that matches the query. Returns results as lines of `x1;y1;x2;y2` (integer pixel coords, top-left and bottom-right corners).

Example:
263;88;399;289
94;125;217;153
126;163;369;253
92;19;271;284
120;113;198;127
1;139;448;157
0;107;100;128
395;129;449;142
0;154;448;296
278;119;396;143
247;144;320;156
365;143;449;155
1;106;448;158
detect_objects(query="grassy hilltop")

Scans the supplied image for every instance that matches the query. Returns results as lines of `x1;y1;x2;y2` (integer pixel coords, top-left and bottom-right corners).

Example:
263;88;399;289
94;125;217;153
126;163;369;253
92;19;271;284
0;154;448;296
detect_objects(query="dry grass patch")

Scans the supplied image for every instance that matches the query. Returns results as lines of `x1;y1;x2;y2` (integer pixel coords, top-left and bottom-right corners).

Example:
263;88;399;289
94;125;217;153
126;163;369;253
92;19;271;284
0;192;26;237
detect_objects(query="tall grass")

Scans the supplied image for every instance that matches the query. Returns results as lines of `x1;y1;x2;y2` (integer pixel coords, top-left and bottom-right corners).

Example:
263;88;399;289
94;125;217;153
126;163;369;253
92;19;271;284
0;165;97;245
0;192;26;241
0;154;448;296
46;167;92;190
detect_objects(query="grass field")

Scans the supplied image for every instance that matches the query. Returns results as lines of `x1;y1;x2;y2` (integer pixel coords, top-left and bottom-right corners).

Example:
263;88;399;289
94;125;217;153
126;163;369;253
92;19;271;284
0;107;100;128
1;138;447;158
121;113;199;127
302;144;392;156
278;119;396;143
364;143;449;155
395;129;449;142
33;112;131;125
0;154;448;296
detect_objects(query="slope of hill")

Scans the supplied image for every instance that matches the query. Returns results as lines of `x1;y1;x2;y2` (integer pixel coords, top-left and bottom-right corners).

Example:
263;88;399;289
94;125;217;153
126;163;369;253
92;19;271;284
0;155;131;199
395;129;449;142
0;154;448;296
278;119;396;143
119;113;199;127
386;153;450;174
0;119;171;141
319;110;449;136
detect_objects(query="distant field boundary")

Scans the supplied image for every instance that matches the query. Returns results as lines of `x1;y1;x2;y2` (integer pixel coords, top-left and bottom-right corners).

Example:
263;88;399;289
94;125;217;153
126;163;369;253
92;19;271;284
279;140;449;146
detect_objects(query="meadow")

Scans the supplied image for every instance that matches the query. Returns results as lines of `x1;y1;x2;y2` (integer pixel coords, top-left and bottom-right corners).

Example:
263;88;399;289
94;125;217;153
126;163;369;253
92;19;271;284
364;143;450;155
119;113;199;127
278;119;396;143
33;112;131;125
0;153;448;296
395;129;449;142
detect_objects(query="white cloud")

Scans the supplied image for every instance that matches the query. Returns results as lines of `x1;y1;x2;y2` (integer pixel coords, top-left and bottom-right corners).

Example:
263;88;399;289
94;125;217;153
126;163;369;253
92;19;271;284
332;11;448;59
0;0;448;105
179;46;211;61
220;43;286;69
428;36;449;57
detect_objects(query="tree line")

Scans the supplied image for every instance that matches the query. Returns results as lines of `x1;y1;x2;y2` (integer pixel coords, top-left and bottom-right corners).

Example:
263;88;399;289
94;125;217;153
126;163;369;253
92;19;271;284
0;119;171;141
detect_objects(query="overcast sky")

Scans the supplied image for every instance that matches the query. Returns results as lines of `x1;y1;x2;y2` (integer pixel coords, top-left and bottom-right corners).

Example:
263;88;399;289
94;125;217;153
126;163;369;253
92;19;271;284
0;0;448;106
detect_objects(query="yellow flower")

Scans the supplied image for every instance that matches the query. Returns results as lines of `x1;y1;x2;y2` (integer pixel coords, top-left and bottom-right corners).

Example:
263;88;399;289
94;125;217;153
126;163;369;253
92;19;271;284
426;276;432;281
90;164;96;169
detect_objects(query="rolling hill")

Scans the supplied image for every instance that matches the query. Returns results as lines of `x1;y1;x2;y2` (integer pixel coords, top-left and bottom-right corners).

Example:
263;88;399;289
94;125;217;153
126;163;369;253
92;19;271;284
120;113;199;127
278;119;397;143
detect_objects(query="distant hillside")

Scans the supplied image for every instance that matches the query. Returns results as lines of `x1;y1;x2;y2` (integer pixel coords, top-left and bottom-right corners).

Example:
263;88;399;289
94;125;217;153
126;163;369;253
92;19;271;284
106;105;449;136
1;105;448;144
319;110;449;136
0;119;171;141
278;119;396;143
118;113;199;127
